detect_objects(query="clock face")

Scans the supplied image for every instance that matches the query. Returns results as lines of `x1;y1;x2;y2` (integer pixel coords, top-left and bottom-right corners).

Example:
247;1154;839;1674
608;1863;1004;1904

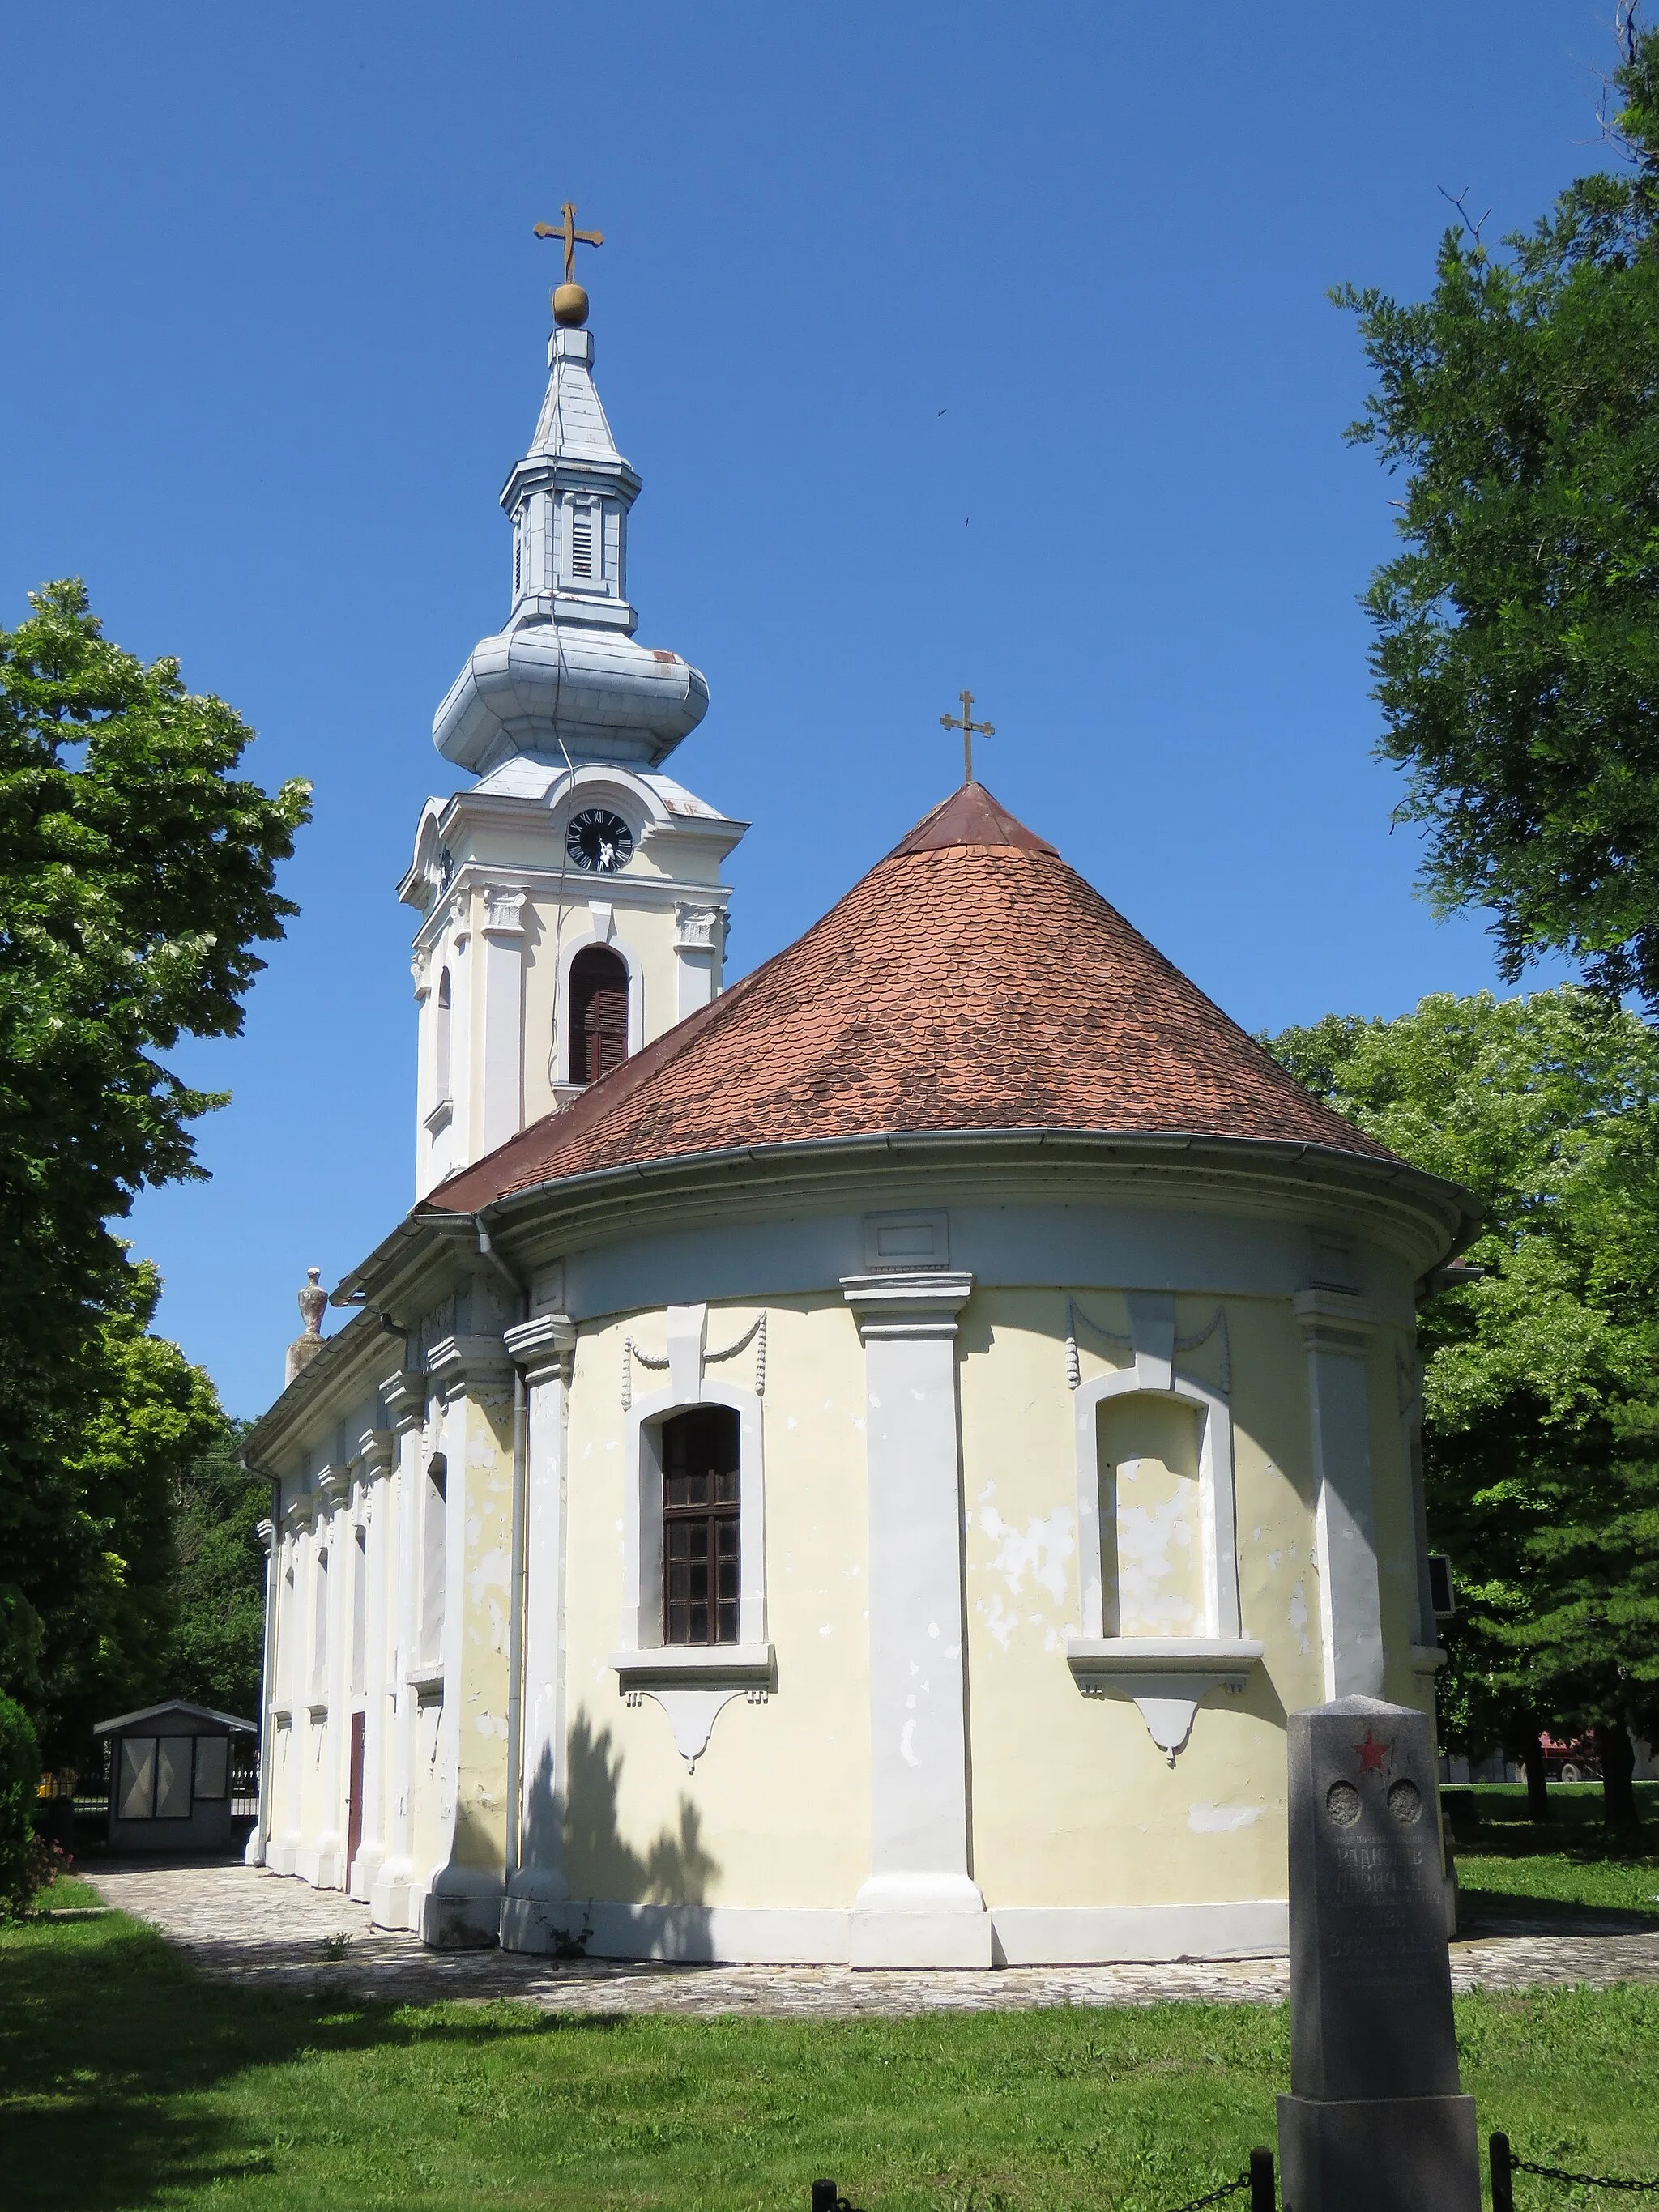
566;808;633;875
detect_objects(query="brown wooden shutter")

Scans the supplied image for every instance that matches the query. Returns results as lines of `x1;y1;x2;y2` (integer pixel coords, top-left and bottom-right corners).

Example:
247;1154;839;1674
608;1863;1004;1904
569;946;629;1085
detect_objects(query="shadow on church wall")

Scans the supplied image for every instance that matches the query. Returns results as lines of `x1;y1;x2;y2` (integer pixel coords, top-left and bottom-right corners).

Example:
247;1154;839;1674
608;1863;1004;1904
525;1707;722;1923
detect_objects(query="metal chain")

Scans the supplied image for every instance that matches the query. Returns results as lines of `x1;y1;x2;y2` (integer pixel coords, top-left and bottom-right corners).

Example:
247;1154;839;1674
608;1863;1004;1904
1161;2175;1251;2212
1513;2158;1659;2193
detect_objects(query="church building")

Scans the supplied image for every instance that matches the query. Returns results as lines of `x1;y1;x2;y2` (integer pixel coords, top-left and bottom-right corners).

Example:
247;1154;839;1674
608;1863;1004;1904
242;237;1478;1964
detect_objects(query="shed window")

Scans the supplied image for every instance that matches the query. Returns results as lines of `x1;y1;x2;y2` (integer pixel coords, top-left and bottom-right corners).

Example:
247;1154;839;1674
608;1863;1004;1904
116;1734;197;1819
194;1737;229;1800
568;945;628;1085
661;1406;740;1645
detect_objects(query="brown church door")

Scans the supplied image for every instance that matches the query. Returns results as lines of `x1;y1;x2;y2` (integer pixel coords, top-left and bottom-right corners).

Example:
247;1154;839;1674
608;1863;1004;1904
346;1711;365;1875
569;945;629;1084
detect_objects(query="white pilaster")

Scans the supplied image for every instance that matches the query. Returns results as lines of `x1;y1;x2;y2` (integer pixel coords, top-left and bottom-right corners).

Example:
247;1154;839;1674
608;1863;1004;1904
842;1270;989;1969
245;1514;277;1866
350;1427;394;1902
1294;1291;1384;1698
480;887;526;1155
500;1312;578;1953
371;1371;424;1930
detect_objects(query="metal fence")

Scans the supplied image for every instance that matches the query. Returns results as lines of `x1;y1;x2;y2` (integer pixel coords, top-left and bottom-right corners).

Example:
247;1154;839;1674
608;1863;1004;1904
1492;2133;1659;2206
808;2150;1277;2212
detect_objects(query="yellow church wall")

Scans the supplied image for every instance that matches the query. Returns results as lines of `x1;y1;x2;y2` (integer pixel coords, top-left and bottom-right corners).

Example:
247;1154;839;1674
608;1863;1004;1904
558;1298;872;1913
959;1290;1308;1912
446;1380;518;1876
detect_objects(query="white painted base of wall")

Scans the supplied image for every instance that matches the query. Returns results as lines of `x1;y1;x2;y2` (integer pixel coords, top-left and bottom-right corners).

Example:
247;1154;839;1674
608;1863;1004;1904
503;1901;854;1963
294;1843;346;1890
990;1901;1289;1964
369;1858;417;1932
851;1911;996;1969
266;1838;299;1876
243;1827;265;1867
348;1843;386;1903
497;1898;1288;1967
416;1868;505;1949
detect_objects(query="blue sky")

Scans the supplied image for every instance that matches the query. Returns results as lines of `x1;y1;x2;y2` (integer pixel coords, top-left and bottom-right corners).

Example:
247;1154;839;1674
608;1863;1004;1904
0;2;1618;1416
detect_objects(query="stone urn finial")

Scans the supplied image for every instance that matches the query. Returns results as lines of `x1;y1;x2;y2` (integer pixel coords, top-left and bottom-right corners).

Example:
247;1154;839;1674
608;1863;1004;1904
286;1267;328;1387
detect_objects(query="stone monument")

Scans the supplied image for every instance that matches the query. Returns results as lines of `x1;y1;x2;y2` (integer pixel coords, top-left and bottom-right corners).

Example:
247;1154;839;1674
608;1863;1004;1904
1277;1695;1478;2212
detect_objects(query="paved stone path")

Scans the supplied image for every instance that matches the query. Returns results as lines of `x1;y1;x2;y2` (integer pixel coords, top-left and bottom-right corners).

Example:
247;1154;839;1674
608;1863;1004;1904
87;1860;1659;2018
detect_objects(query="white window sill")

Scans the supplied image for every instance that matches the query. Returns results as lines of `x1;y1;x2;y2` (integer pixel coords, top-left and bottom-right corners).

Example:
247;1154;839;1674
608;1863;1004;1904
306;1701;329;1723
271;1707;292;1727
404;1663;445;1703
424;1098;453;1136
1065;1639;1265;1763
1065;1637;1265;1682
609;1644;773;1690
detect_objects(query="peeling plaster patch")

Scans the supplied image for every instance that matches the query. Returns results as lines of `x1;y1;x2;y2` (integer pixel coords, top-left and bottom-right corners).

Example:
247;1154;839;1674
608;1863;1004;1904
900;1720;919;1767
1267;1549;1283;1574
980;1592;1017;1652
979;1505;1075;1605
787;1415;799;1430
1252;1526;1263;1542
1289;1580;1311;1655
977;1481;996;1504
819;1624;833;1638
1188;1801;1265;1834
1115;1465;1201;1635
928;1622;940;1639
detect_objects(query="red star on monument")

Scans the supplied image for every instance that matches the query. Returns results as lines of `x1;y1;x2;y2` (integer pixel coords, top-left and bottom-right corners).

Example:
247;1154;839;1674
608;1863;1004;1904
1354;1728;1392;1775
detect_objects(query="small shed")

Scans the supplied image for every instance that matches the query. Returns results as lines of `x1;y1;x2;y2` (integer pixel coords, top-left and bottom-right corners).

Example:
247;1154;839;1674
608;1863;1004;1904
94;1700;256;1854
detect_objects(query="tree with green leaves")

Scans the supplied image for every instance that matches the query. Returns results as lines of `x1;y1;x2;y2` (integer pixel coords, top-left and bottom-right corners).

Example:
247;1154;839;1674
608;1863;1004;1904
1337;12;1659;1006
0;579;307;1748
164;1420;268;1725
1269;988;1659;1826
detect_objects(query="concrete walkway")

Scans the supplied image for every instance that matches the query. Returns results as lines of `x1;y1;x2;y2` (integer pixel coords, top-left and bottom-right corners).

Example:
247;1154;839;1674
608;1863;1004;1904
87;1860;1659;2018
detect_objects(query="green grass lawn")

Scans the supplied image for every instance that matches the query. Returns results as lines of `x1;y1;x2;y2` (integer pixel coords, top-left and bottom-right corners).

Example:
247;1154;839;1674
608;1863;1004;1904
1452;1781;1659;1929
3;1897;1658;2211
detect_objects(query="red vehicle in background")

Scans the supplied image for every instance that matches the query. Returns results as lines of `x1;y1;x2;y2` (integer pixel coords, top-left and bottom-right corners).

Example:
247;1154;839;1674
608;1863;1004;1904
1540;1733;1601;1783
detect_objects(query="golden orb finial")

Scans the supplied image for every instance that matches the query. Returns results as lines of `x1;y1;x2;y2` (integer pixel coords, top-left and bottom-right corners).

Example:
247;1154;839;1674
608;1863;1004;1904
552;281;590;327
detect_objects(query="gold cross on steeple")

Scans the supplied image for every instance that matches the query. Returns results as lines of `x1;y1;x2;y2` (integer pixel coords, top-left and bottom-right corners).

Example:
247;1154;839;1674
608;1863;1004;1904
534;203;604;284
940;688;995;785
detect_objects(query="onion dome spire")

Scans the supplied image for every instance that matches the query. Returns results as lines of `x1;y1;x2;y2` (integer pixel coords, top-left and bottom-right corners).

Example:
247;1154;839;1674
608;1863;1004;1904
433;221;709;778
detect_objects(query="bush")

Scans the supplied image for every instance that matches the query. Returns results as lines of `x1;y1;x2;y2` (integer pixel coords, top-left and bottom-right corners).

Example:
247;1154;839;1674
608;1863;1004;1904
0;1690;41;1918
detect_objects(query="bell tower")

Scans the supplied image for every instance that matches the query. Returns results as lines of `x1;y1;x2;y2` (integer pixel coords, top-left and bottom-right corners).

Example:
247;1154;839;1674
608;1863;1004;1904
399;224;747;1199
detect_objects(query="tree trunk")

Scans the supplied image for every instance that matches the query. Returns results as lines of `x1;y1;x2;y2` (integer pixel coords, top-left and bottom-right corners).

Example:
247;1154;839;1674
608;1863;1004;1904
1520;1728;1552;1822
1595;1721;1639;1828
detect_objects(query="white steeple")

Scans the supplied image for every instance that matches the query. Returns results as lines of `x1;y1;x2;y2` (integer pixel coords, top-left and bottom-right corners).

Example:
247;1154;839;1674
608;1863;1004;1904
432;319;709;778
402;258;744;1200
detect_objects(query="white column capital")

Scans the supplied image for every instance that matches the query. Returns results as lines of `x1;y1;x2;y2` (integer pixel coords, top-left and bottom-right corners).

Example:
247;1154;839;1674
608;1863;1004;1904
841;1272;974;1340
1293;1289;1380;1355
357;1426;395;1478
427;1332;514;1400
504;1312;575;1386
380;1369;424;1430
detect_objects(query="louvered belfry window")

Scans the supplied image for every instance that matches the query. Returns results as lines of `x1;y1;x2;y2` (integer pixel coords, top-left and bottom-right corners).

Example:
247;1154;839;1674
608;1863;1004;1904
568;945;628;1085
571;509;594;577
662;1406;740;1646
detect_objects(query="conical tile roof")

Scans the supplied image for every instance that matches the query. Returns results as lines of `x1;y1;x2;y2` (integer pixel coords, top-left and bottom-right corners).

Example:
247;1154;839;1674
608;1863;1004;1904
427;785;1397;1213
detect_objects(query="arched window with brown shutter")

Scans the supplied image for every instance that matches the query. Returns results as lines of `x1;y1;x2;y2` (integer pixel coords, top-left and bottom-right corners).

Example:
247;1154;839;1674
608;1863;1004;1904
568;944;629;1085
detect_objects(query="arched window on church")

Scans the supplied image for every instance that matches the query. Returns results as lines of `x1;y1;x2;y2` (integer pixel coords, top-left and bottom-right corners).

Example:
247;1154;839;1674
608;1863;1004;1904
434;969;452;1105
1096;1395;1205;1639
661;1405;740;1645
569;945;629;1085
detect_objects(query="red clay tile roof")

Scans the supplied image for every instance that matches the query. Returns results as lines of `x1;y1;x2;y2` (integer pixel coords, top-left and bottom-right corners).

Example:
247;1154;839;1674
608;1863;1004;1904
428;785;1397;1213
